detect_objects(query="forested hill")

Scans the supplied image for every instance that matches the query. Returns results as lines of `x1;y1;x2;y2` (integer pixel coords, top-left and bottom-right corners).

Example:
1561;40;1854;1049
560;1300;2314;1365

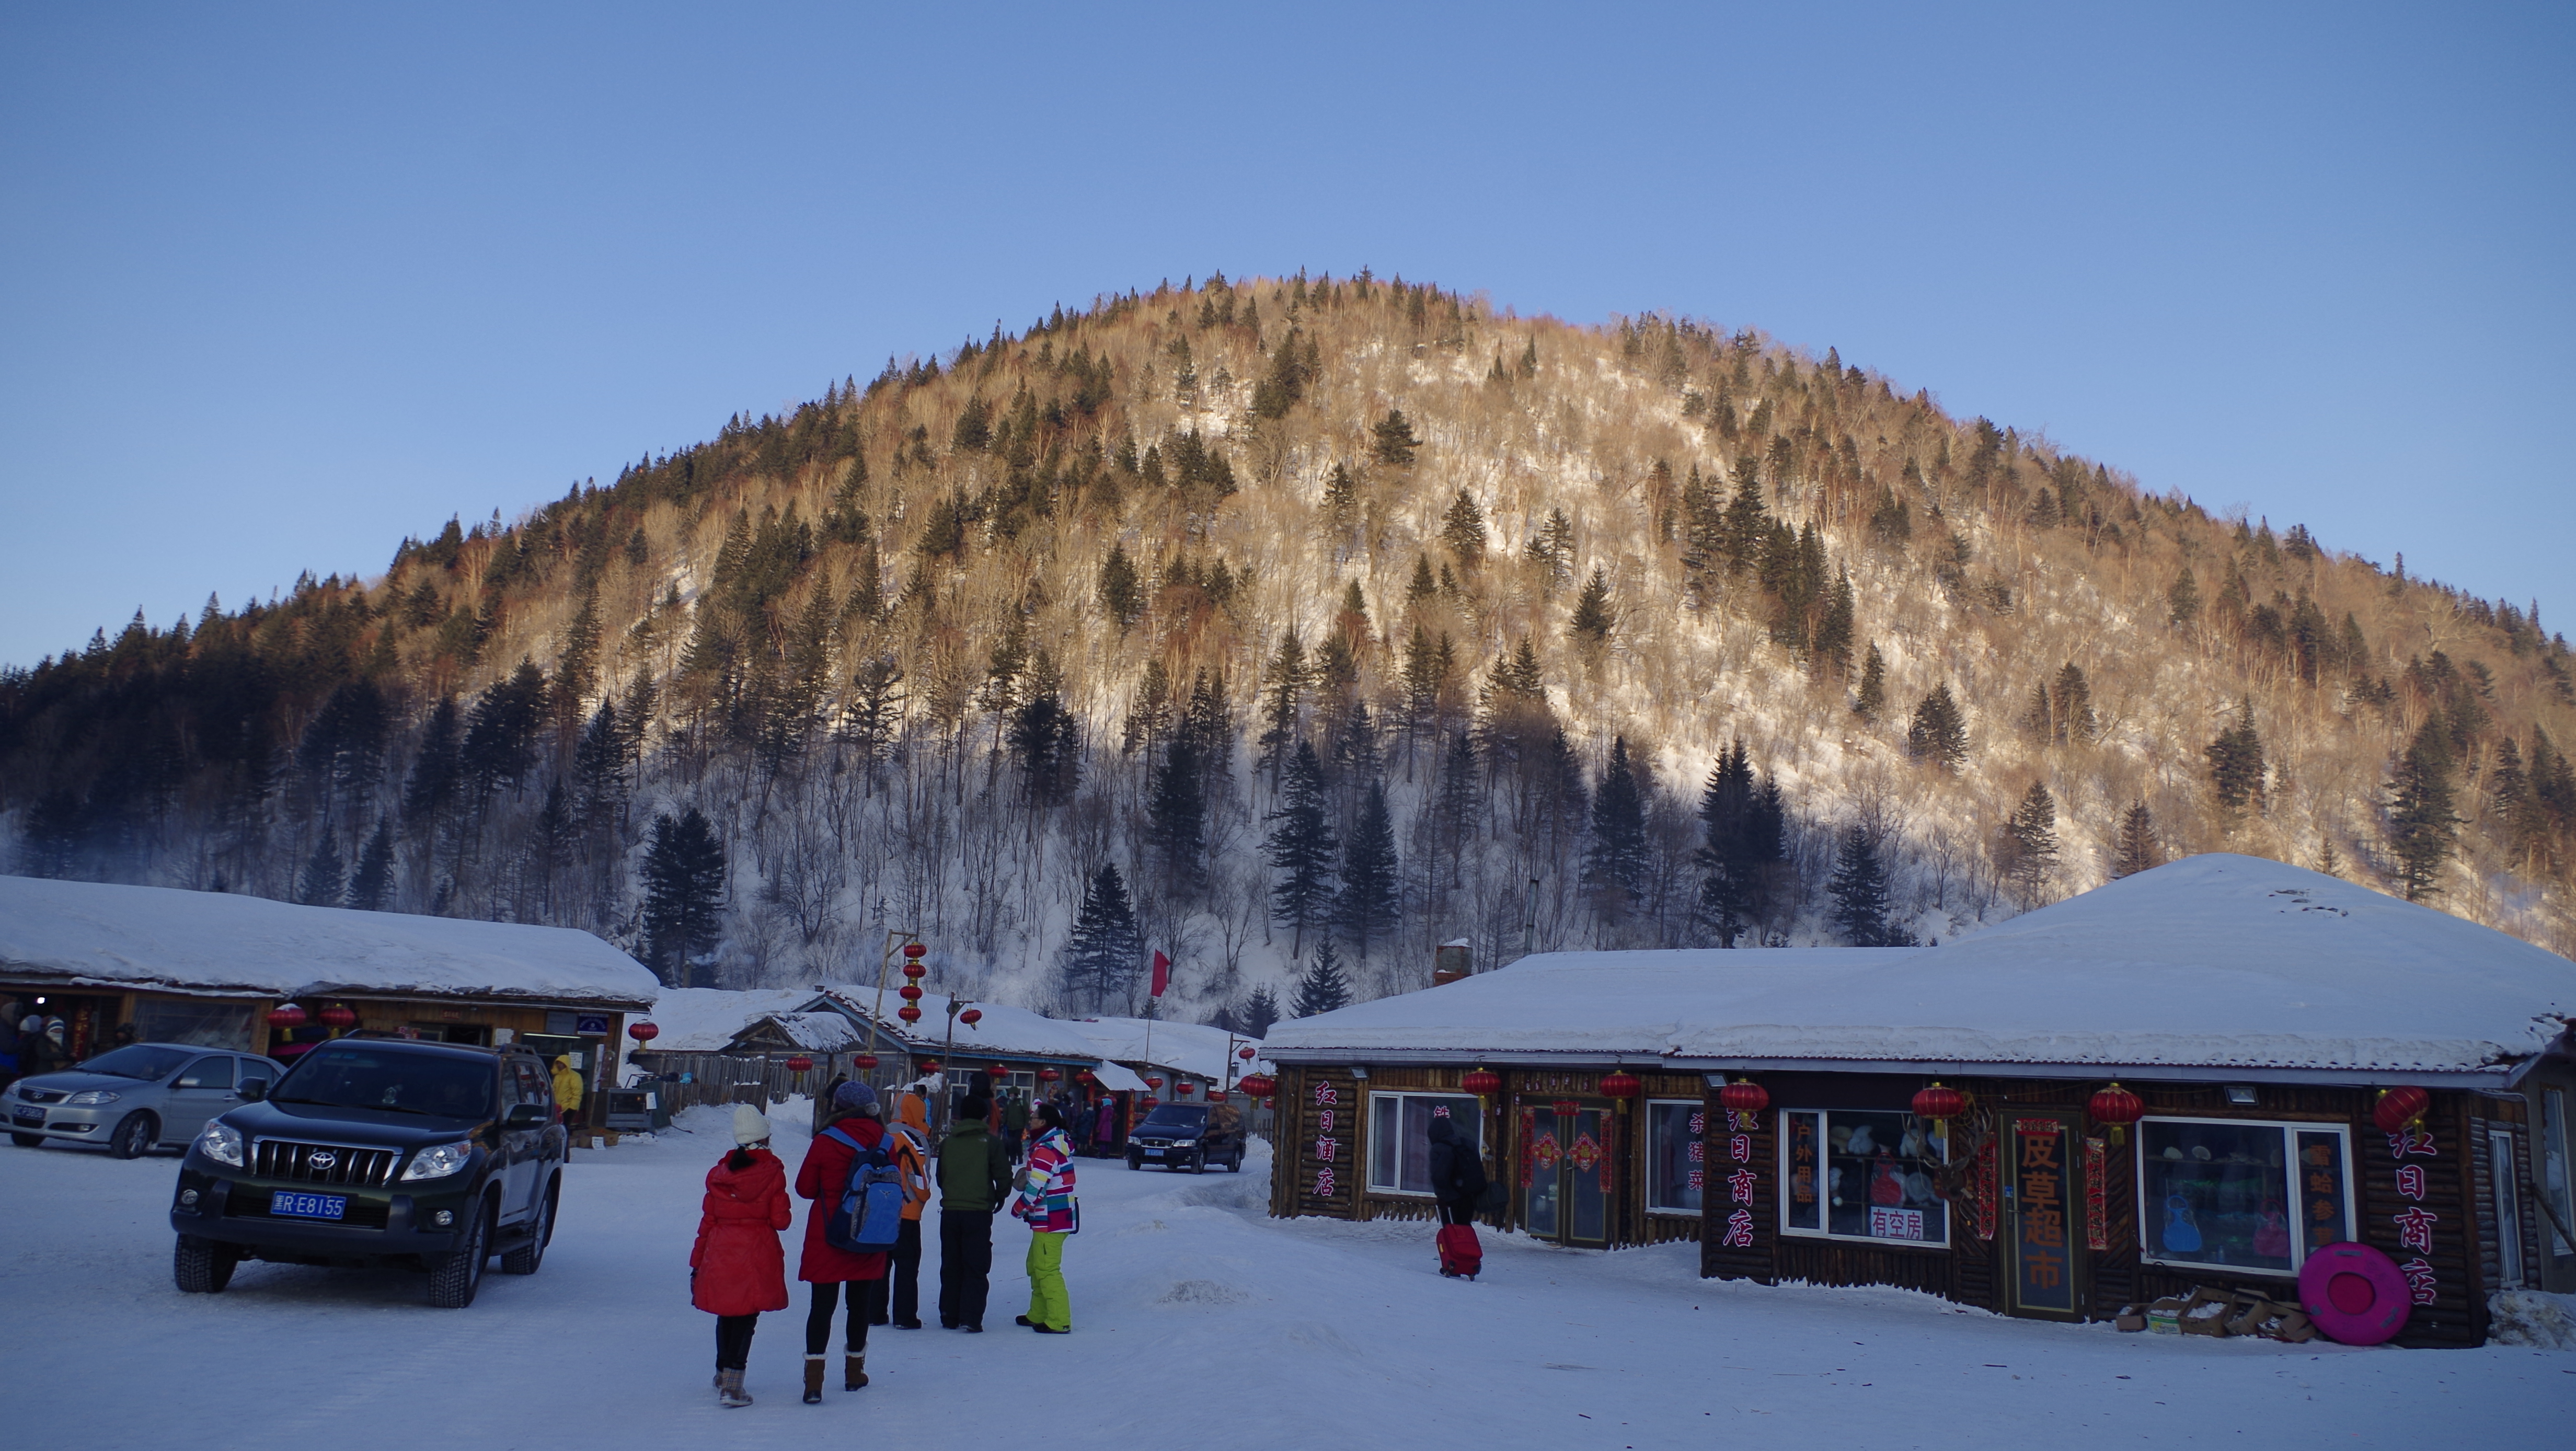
5;273;2572;1022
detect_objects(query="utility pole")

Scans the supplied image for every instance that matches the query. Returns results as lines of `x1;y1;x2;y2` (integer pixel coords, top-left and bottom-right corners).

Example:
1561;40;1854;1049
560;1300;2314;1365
1522;878;1539;960
867;928;918;1080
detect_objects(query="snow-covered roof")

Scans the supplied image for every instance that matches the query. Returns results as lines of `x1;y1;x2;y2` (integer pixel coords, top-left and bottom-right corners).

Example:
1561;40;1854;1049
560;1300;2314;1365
1265;855;2576;1084
1060;1016;1270;1081
799;987;1105;1062
0;874;659;1008
1089;1061;1150;1093
637;987;821;1052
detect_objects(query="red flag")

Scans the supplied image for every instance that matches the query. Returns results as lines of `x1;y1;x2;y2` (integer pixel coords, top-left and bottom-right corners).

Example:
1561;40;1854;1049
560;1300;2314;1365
1151;949;1170;997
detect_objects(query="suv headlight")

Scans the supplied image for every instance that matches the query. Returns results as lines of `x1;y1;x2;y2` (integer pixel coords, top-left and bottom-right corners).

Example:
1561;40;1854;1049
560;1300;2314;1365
66;1090;120;1106
400;1141;474;1181
196;1121;244;1168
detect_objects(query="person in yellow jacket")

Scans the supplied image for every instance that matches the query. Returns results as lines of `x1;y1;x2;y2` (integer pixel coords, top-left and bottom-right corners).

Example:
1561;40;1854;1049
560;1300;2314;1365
551;1055;585;1131
877;1080;935;1329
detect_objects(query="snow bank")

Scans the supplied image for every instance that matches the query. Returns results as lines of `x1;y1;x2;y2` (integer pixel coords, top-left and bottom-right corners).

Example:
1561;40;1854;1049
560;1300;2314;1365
1270;856;2576;1078
0;874;659;1006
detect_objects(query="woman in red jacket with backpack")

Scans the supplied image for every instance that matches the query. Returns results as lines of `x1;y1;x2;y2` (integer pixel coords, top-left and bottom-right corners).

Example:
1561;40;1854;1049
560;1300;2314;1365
693;1105;793;1409
794;1080;892;1404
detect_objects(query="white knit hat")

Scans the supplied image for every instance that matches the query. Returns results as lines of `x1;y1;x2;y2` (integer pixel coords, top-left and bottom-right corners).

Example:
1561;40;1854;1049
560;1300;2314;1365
731;1104;771;1146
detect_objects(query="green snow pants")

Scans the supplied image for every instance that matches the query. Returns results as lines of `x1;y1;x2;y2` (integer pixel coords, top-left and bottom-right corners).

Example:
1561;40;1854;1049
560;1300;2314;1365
1024;1231;1070;1331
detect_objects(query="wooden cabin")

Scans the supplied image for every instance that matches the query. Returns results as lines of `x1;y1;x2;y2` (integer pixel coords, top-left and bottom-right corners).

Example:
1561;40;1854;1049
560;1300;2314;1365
1263;855;2576;1346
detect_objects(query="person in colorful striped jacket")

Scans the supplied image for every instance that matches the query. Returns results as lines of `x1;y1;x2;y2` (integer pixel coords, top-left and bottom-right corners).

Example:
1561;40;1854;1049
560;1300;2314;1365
1009;1101;1078;1333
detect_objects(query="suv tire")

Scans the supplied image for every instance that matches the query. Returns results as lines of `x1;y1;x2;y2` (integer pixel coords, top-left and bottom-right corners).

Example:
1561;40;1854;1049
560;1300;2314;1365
500;1181;555;1276
1190;1148;1207;1174
1227;1149;1244;1173
110;1111;158;1160
427;1199;492;1309
174;1235;237;1293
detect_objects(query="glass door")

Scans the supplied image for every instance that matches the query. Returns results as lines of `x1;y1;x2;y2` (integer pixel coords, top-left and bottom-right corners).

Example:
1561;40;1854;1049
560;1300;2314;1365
2003;1113;2085;1319
1519;1101;1613;1248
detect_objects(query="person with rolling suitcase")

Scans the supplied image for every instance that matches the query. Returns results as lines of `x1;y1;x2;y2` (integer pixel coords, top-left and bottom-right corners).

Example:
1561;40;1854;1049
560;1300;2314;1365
1426;1112;1488;1280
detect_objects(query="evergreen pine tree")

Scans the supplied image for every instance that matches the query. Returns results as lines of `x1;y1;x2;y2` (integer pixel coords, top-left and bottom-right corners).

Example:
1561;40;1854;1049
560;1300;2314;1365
1255;628;1310;783
1569;568;1615;644
1099;543;1143;631
2111;800;2159;879
1265;740;1339;955
1322;463;1362;540
1826;825;1905;946
2387;719;2460;901
401;696;464;833
1997;780;2060;904
573;701;625;830
1812;568;1856;676
1585;737;1651;904
1441;490;1488;566
2053;662;2097;743
2206;697;2267;811
1143;736;1208;899
642;807;727;986
1405;553;1438;603
347;819;395;911
2491;736;2545;867
1332;781;1401;960
1007;653;1082;810
1906;684;1969;770
2169;567;2203;626
1059;863;1145;1013
1240;984;1282;1038
1371;409;1420;467
1292;940;1353;1017
295;832;344;907
1853;643;1887;721
1695;740;1785;945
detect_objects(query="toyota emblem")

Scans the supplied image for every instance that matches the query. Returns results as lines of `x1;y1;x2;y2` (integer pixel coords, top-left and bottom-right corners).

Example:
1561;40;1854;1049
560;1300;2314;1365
308;1150;337;1169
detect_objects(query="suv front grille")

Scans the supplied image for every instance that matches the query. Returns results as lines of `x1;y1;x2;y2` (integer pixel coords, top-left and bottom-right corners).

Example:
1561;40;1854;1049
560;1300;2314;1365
252;1139;400;1188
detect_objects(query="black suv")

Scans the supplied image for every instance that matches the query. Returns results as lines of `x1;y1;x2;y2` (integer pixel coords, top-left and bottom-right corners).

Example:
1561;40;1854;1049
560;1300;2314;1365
1125;1102;1246;1173
169;1038;566;1308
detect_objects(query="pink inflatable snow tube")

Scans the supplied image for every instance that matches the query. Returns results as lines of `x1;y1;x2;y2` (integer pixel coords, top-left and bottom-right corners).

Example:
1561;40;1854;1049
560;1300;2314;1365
2297;1241;2411;1346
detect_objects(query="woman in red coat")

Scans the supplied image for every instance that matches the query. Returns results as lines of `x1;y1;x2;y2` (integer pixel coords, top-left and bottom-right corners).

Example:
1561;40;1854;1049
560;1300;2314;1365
693;1105;792;1409
795;1080;892;1403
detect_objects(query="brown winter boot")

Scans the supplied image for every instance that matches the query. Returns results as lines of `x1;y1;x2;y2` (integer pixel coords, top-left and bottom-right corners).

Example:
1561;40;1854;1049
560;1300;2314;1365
801;1355;826;1404
844;1351;869;1390
717;1368;752;1409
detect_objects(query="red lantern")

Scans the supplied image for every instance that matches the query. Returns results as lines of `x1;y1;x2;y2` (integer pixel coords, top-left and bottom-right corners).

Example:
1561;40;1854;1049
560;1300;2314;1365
1139;1096;1159;1111
1146;1075;1164;1090
902;960;927;981
1260;1098;1275;1110
902;941;927;960
2373;1086;2431;1136
1912;1082;1968;1128
786;1055;813;1074
2089;1082;2145;1145
853;1053;879;1072
916;1058;938;1075
1237;1073;1276;1098
991;1062;1010;1076
1600;1070;1641;1100
266;1002;307;1030
318;1003;356;1030
898;984;924;1003
958;1009;982;1026
1078;1069;1098;1086
1038;1067;1061;1083
1176;1081;1197;1096
1717;1078;1770;1118
1461;1068;1502;1097
1239;1045;1257;1061
897;1005;922;1023
627;1020;660;1043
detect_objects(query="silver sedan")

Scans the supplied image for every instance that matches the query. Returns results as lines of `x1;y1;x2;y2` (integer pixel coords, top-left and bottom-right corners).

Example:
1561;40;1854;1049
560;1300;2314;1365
9;1043;278;1158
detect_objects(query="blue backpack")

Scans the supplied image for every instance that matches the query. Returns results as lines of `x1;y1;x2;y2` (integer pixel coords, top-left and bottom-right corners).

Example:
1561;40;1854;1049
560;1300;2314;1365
820;1127;906;1253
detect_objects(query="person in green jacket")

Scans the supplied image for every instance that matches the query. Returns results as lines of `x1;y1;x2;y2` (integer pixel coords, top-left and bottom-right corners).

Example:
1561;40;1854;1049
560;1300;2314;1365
1002;1090;1030;1165
935;1094;1013;1331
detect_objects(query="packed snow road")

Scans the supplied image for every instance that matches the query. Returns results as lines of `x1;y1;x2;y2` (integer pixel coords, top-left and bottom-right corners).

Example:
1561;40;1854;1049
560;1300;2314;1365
4;1104;2564;1449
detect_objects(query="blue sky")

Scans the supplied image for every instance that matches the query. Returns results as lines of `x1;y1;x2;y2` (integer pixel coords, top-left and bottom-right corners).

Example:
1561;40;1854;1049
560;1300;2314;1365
3;3;2568;669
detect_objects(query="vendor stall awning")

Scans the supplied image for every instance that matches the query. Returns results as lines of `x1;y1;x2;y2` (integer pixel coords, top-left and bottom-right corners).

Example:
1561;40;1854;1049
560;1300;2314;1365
1088;1061;1149;1093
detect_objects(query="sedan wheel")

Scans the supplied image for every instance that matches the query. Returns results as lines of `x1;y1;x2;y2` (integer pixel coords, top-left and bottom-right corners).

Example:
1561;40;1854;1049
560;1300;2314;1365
110;1112;157;1160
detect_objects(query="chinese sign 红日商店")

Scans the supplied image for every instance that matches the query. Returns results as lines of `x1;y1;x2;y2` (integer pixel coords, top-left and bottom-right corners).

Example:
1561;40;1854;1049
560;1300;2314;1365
1308;1080;1342;1202
2387;1127;2439;1305
1720;1108;1758;1249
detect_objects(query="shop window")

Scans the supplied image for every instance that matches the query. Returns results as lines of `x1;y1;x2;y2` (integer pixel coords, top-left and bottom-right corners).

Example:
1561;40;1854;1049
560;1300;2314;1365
2138;1118;2352;1275
1779;1109;1949;1246
129;999;255;1051
1365;1092;1481;1196
2543;1088;2573;1260
1645;1100;1706;1215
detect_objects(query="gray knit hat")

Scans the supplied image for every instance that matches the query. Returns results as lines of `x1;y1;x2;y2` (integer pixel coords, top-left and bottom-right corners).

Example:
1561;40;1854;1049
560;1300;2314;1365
832;1080;879;1113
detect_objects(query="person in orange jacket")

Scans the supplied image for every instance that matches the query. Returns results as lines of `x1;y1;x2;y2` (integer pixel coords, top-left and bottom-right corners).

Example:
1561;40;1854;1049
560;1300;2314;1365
872;1079;935;1329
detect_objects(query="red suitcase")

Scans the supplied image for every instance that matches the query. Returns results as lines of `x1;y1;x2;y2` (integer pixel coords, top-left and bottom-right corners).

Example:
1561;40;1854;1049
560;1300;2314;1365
1437;1222;1482;1279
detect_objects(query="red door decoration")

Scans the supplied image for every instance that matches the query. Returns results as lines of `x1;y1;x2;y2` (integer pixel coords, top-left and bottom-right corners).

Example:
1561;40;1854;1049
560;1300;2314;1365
2082;1136;2110;1252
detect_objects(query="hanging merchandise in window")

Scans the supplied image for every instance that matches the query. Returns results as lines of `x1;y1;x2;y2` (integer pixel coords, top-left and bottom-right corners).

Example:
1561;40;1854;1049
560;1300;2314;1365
2138;1118;2352;1275
1366;1091;1481;1196
1779;1108;1948;1245
1646;1101;1704;1214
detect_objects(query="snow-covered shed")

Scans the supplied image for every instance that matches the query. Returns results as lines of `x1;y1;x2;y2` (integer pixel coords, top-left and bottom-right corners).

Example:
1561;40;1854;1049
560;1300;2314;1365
0;874;658;1068
1262;855;2576;1346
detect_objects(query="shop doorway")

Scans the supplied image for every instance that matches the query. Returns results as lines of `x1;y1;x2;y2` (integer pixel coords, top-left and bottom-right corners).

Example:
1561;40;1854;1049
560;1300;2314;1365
1520;1100;1613;1248
2002;1112;2087;1319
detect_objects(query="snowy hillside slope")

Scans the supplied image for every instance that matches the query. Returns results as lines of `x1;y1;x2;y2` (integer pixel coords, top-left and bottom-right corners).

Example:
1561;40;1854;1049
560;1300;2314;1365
5;273;2570;1027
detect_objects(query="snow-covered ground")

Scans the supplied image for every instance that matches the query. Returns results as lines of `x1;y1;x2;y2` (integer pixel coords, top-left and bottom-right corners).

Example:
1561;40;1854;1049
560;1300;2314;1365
5;1107;2566;1448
